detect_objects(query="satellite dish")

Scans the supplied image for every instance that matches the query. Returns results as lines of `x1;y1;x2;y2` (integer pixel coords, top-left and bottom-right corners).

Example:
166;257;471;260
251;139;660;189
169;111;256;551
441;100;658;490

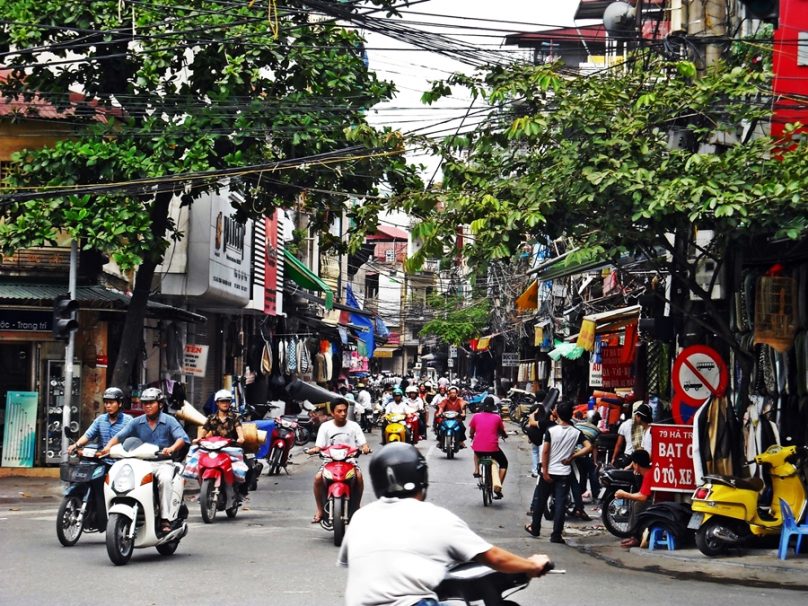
603;1;636;38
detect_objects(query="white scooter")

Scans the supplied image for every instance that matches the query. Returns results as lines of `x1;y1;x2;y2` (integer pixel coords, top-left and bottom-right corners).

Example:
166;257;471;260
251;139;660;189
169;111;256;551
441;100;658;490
104;438;189;565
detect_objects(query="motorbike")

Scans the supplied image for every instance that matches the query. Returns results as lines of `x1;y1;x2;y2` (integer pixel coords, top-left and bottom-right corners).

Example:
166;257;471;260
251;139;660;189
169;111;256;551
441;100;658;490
597;463;639;538
689;444;808;556
56;445;108;546
435;560;555;605
318;444;361;547
505;389;536;426
196;437;246;523
404;412;421;445
267;417;297;475
437;411;463;459
104;438;189;566
383;412;408;444
465;391;489;414
290;401;326;445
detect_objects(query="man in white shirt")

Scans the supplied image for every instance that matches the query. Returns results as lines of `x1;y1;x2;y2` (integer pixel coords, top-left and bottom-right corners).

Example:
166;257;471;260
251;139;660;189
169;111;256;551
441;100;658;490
338;443;551;606
354;381;373;432
306;401;370;524
404;384;426;439
384;388;415;415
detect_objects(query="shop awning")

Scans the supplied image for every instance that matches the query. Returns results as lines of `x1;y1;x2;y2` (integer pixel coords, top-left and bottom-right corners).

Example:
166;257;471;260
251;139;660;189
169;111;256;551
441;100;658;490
283;249;333;310
565;305;642;342
0;282;205;323
373;346;400;359
515;280;539;312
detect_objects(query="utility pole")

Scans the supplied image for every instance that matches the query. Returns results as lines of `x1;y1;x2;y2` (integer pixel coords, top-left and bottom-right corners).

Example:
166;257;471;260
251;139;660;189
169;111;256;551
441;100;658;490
687;0;726;70
61;241;78;463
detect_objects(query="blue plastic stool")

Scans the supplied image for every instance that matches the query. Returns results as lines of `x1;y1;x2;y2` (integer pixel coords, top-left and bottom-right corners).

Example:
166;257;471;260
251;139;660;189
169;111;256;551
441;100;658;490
648;526;676;551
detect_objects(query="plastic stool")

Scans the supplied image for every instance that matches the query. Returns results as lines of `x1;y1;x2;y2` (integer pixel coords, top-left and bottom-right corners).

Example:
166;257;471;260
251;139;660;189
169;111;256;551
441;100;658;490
648;526;676;551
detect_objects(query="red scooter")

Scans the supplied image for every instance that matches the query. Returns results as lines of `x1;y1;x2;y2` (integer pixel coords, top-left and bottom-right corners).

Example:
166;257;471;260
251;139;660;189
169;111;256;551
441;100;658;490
196;437;244;523
267;417;297;476
405;413;421;445
318;444;361;547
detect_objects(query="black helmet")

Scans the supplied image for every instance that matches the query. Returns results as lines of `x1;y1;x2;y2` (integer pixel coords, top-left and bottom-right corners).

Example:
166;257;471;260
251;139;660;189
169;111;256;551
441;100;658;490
369;443;428;499
482;396;497;412
103;387;124;401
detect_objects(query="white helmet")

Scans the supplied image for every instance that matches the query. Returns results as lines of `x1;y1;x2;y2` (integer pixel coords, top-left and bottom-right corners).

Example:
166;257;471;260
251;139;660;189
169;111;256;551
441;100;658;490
405;384;418;394
214;389;233;402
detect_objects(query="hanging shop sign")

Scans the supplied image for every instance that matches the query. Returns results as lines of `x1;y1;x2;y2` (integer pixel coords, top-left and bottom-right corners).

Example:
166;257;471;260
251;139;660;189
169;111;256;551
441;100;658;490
449;345;458;358
501;352;519;368
183;344;209;377
590;342;632;389
264;209;282;316
671;345;728;424
649;424;696;493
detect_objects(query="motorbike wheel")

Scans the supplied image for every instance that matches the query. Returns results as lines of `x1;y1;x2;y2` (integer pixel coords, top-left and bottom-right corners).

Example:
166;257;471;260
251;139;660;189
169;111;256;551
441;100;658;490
268;447;284;476
695;518;730;557
332;496;346;547
106;513;134;566
156;539;179;556
56;495;85;547
294;426;311;446
446;434;455;460
200;479;218;524
601;494;633;539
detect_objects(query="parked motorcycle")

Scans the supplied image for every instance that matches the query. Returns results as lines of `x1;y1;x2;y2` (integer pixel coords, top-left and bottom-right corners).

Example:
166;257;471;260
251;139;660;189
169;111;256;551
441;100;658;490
291;401;326;445
56;445;108;546
104;438;189;565
435;560;555;605
267;417;297;475
196;437;246;523
598;463;639;538
437;411;463;459
318;444;361;547
383;412;408;444
689;444;808;556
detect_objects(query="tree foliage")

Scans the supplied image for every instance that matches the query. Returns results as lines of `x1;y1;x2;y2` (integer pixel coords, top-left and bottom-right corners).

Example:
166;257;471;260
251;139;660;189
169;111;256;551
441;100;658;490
419;294;489;346
404;52;808;274
0;0;420;386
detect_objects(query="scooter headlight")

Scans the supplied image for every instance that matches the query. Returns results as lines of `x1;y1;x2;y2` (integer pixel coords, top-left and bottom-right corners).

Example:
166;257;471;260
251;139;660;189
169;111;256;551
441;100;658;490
112;464;136;493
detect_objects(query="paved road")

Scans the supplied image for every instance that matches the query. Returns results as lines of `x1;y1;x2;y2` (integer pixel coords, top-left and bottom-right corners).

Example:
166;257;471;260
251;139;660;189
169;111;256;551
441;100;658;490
1;426;806;605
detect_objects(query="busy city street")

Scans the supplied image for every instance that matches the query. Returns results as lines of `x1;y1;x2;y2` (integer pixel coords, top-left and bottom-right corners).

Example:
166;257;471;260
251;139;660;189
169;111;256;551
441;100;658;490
2;427;807;605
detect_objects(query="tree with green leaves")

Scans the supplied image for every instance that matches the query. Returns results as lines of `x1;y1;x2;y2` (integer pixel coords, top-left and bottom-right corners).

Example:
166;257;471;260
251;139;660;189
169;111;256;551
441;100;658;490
419;294;489;346
404;50;808;354
0;0;420;388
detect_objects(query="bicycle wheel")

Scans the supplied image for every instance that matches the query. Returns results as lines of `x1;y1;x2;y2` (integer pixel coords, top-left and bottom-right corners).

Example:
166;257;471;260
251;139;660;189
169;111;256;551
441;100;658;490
481;461;493;507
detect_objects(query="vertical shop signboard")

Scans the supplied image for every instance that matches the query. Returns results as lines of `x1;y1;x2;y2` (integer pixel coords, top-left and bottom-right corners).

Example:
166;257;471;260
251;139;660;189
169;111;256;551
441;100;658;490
649;424;695;493
183;344;209;377
264;209;280;316
2;391;38;467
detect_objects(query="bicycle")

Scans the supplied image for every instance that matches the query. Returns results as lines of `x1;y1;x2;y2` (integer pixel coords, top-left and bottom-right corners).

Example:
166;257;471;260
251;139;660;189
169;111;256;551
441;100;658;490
478;456;498;507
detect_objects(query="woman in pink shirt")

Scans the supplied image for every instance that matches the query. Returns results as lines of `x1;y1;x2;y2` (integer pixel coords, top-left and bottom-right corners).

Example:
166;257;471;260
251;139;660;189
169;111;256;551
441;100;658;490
469;397;509;499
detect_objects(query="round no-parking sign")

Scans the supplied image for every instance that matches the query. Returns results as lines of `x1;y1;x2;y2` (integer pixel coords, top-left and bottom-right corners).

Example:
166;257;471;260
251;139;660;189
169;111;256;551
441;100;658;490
671;345;728;424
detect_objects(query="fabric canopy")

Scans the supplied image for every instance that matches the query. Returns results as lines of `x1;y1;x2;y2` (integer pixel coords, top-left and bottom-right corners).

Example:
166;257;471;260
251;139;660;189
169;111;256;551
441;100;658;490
283;249;333;310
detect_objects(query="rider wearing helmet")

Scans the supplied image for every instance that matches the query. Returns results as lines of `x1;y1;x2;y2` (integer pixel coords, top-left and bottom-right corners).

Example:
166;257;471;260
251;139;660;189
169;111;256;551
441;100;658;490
384;387;411;415
338;443;551;606
469;396;509;499
435;385;468;449
68;387;133;456
403;384;427;439
99;387;189;534
195;389;245;445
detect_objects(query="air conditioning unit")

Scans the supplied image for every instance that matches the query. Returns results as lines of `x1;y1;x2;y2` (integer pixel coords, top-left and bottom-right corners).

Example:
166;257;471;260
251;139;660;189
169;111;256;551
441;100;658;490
689;230;724;300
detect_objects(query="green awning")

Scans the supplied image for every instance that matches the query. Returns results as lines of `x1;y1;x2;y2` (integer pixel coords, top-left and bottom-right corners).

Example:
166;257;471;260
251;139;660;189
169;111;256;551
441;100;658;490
283;249;333;310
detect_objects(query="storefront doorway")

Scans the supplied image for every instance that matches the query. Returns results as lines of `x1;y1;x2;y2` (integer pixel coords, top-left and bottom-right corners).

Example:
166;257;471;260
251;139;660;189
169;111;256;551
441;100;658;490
0;343;33;463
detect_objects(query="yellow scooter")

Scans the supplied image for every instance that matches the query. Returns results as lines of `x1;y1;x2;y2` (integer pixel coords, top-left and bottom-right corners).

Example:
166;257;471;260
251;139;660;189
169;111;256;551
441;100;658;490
383;413;408;444
689;444;808;556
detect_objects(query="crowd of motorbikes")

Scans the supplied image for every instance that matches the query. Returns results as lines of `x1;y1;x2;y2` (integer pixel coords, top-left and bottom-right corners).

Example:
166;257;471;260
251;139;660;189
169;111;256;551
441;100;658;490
56;373;808;601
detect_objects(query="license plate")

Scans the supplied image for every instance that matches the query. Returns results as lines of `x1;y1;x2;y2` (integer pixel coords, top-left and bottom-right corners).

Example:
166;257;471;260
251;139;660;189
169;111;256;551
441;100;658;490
687;512;704;530
597;487;606;500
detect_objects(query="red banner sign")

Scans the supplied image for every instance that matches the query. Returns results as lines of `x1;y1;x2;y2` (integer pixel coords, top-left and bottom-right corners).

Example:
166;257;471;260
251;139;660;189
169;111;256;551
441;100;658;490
264;210;279;316
650;424;695;493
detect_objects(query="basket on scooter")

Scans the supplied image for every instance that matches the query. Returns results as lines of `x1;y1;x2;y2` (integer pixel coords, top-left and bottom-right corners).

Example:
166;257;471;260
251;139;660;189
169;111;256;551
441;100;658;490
60;461;99;483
